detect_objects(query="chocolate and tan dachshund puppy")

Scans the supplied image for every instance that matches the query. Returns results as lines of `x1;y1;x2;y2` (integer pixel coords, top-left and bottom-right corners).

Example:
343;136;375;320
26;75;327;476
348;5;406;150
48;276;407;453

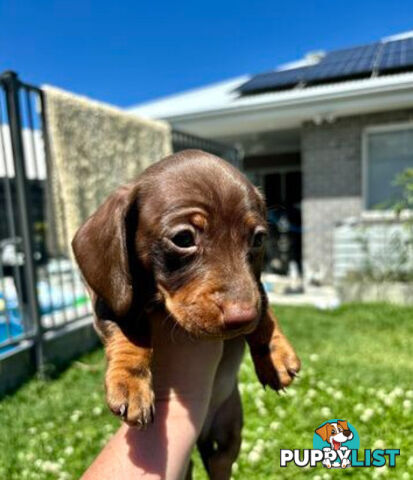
72;150;300;479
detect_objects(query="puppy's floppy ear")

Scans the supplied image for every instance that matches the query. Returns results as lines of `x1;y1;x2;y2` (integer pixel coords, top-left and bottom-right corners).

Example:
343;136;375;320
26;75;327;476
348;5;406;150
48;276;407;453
315;423;330;442
72;183;140;318
338;420;349;431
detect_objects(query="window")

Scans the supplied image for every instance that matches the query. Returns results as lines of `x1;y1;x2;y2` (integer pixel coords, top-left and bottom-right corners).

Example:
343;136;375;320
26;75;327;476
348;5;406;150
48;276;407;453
364;124;413;209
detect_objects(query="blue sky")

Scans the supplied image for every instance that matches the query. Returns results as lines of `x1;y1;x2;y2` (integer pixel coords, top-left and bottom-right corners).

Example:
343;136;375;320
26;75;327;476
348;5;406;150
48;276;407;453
1;1;413;107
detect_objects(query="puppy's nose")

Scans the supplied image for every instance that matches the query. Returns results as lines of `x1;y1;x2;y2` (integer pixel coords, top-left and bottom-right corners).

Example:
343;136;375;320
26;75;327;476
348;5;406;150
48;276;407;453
223;303;258;329
343;430;352;437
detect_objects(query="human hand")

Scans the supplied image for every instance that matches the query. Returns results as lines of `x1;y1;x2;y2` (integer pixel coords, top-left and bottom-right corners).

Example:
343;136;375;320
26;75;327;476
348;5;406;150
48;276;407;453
82;313;224;480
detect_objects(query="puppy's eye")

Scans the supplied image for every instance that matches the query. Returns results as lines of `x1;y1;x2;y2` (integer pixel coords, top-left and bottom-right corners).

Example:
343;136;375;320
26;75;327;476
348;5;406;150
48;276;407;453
252;230;267;249
171;229;196;249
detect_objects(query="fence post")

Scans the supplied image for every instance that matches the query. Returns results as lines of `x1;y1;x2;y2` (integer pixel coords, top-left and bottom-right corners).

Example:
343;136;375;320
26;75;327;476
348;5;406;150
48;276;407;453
2;71;45;375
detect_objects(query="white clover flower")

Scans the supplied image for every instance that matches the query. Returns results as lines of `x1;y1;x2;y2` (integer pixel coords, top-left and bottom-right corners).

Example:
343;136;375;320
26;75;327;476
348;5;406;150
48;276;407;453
316;380;326;390
28;427;37;435
360;408;374;422
255;398;265;409
373;465;388;477
406;390;413;399
309;353;319;362
307;388;317;399
373;439;385;449
40;431;49;440
333;391;343;400
402;473;410;480
392;387;403;397
322;473;331;479
313;475;322;480
403;399;411;410
276;408;286;418
376;389;386;400
270;421;280;431
232;462;239;474
321;407;331;417
303;398;312;407
241;440;251;452
383;396;394;407
287;388;297;397
64;446;74;456
326;386;335;396
93;406;103;416
41;461;61;473
247;450;261;464
408;457;413;467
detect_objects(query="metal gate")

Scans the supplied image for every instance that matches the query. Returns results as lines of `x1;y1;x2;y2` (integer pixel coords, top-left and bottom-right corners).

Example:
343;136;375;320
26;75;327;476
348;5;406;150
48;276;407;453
0;71;95;375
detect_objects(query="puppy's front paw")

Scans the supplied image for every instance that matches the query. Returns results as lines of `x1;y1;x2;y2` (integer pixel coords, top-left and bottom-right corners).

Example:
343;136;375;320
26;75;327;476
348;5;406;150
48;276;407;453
105;369;155;428
251;336;301;390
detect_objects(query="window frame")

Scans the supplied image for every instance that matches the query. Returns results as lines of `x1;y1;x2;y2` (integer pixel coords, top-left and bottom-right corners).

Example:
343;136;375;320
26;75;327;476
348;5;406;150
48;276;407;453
362;121;413;211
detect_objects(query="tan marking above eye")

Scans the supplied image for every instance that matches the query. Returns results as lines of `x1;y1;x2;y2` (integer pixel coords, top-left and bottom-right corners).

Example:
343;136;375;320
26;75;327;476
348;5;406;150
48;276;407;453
244;212;259;229
191;213;208;230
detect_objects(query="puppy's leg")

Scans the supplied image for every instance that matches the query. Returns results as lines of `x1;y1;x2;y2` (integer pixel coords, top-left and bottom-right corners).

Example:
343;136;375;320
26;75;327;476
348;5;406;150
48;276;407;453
197;385;242;480
247;308;300;390
101;319;154;427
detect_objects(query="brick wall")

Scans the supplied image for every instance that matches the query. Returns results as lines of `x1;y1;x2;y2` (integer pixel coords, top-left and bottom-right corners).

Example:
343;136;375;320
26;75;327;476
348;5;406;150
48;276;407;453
301;108;413;282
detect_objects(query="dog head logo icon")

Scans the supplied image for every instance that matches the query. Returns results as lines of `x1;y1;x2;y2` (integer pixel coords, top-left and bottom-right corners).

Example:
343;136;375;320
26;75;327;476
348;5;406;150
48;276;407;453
313;419;359;469
315;420;354;451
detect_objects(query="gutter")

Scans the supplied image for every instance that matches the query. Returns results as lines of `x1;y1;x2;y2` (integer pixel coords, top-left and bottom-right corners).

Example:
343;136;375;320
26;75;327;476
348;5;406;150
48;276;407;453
163;73;413;124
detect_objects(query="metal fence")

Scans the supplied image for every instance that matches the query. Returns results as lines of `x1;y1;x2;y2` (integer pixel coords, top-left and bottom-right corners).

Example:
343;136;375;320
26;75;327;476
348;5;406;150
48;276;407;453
172;129;242;168
0;71;242;378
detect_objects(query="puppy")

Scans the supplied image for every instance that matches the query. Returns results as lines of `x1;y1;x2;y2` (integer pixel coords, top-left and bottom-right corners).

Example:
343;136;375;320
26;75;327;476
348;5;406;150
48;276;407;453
72;150;300;478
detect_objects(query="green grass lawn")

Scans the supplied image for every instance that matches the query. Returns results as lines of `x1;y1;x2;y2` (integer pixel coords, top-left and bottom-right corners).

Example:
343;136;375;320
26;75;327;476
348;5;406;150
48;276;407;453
0;303;412;479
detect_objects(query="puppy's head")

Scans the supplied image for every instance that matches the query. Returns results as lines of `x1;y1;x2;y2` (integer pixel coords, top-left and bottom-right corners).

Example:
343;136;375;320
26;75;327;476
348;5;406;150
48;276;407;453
72;150;267;338
315;421;353;446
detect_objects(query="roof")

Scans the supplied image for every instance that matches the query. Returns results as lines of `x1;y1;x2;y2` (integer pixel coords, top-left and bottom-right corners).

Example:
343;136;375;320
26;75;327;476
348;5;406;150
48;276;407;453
129;31;413;136
130;75;249;119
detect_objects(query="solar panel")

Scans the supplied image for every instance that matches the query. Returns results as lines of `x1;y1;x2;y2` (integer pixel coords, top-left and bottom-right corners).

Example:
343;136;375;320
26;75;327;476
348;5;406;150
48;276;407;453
378;38;413;71
237;38;413;95
304;43;380;83
237;66;309;94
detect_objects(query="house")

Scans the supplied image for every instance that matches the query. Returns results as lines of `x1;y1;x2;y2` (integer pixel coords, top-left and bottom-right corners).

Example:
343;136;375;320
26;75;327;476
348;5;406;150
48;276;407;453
129;32;413;283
